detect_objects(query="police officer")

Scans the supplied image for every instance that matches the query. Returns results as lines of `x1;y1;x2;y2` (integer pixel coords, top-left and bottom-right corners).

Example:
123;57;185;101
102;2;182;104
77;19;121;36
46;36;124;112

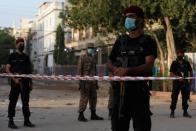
170;49;193;118
77;43;103;122
107;6;157;131
6;38;35;129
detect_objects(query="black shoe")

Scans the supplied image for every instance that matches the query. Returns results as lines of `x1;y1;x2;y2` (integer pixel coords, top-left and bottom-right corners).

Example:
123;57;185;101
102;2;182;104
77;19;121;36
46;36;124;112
78;112;88;122
91;114;104;120
183;112;192;118
24;121;35;127
170;111;175;118
8;121;18;129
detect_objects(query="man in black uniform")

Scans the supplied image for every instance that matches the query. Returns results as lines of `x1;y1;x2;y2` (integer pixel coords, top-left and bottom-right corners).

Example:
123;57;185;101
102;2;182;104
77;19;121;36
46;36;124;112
107;6;157;131
6;38;35;129
170;49;193;118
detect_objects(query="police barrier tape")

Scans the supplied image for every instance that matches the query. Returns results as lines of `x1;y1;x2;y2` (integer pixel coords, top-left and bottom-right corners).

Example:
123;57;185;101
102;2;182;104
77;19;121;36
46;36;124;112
0;73;195;81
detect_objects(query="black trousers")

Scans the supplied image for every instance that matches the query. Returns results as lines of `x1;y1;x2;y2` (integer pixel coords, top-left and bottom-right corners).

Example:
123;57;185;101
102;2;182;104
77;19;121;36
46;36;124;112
111;82;151;131
8;80;31;118
170;82;190;111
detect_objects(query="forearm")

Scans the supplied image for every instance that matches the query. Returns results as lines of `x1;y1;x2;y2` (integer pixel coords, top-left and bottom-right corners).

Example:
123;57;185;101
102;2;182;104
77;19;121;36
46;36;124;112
78;64;84;76
6;64;15;80
190;71;193;84
126;56;155;76
107;61;116;74
5;64;11;73
78;67;82;76
126;63;153;76
170;72;176;77
107;62;113;72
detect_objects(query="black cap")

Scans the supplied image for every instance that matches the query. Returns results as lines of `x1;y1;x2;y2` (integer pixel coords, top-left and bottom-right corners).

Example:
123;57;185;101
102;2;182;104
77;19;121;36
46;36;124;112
123;5;144;19
176;49;185;54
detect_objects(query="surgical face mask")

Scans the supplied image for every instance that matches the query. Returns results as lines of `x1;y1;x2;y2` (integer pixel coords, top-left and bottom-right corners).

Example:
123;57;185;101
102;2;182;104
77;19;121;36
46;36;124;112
87;48;94;55
124;17;137;31
177;56;183;60
18;44;24;52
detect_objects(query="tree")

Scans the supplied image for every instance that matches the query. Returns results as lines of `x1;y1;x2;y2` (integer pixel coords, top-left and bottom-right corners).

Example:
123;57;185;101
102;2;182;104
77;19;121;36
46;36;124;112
54;25;66;65
64;0;196;91
135;0;196;90
0;29;15;65
142;0;196;68
65;0;196;68
65;0;196;40
65;0;124;34
66;48;77;65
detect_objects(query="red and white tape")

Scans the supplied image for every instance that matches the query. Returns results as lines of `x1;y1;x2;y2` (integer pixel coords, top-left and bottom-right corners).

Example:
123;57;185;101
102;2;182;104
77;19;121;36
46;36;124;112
0;73;195;81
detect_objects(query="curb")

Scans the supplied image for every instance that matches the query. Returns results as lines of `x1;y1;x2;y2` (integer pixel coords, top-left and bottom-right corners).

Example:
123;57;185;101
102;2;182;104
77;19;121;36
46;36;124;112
151;91;196;100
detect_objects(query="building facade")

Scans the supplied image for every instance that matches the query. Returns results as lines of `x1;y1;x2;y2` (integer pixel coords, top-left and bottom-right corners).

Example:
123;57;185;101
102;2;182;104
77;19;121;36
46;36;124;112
30;1;64;73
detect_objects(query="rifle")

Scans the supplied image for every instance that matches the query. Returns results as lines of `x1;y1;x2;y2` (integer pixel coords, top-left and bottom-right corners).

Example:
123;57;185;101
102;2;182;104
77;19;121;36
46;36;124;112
176;71;186;88
116;52;128;118
111;34;129;118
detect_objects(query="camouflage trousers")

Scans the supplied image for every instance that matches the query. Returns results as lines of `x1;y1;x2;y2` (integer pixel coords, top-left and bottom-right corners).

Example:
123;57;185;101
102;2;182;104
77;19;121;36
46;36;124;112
78;81;97;112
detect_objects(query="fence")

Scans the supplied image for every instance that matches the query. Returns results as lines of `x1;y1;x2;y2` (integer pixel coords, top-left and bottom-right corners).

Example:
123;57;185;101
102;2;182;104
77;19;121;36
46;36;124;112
44;65;107;76
44;65;164;76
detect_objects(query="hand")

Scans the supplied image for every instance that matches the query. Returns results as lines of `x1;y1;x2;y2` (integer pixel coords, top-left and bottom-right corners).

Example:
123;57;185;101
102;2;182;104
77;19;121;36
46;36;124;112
178;77;185;82
94;81;99;89
13;78;21;84
29;82;33;91
113;67;128;76
96;84;99;89
179;79;184;82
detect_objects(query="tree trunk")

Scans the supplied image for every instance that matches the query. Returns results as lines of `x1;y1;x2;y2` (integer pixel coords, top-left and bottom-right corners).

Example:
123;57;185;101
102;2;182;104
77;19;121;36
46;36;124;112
164;16;176;71
153;34;166;91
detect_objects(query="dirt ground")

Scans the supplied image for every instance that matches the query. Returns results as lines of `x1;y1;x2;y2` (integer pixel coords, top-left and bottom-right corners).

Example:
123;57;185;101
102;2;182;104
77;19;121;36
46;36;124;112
1;78;196;131
0;79;112;131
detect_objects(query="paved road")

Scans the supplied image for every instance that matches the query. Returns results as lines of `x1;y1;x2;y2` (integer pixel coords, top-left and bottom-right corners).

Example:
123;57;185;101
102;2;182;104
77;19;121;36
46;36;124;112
1;79;196;131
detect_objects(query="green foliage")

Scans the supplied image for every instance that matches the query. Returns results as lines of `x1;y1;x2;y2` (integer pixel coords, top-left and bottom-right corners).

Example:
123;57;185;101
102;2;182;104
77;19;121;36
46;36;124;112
66;0;124;34
65;0;196;51
54;24;77;65
0;29;15;65
66;49;77;65
131;0;196;51
54;25;66;65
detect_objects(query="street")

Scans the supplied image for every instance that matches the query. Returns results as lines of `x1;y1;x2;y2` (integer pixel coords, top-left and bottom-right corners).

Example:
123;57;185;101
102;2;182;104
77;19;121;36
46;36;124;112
1;78;196;131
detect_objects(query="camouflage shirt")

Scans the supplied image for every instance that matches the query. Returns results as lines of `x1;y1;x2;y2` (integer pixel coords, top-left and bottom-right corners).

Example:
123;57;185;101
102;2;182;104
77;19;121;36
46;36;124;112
78;54;96;76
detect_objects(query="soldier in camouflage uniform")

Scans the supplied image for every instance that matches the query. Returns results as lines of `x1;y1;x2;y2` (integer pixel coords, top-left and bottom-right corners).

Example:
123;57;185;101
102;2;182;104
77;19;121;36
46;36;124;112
78;43;104;122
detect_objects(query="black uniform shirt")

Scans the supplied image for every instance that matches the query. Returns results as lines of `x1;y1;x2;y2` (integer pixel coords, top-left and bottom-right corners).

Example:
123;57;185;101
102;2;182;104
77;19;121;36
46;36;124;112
109;34;157;76
170;59;192;77
7;52;32;74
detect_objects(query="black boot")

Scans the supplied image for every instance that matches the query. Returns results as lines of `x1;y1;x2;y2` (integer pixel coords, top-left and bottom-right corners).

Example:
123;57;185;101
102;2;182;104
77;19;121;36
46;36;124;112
8;118;18;129
183;111;192;118
78;112;88;122
24;117;35;127
170;110;175;118
91;110;104;120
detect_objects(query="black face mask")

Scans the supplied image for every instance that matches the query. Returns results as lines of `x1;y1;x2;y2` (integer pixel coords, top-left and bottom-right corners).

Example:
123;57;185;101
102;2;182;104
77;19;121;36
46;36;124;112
177;56;183;60
18;45;24;52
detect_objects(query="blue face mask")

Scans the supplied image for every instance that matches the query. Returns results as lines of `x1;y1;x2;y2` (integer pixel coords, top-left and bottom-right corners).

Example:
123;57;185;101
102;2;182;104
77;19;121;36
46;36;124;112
87;48;94;55
124;17;137;31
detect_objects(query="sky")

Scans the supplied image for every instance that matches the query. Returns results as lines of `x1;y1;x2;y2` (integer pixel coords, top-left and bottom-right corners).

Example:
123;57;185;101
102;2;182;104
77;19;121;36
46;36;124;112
0;0;64;28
